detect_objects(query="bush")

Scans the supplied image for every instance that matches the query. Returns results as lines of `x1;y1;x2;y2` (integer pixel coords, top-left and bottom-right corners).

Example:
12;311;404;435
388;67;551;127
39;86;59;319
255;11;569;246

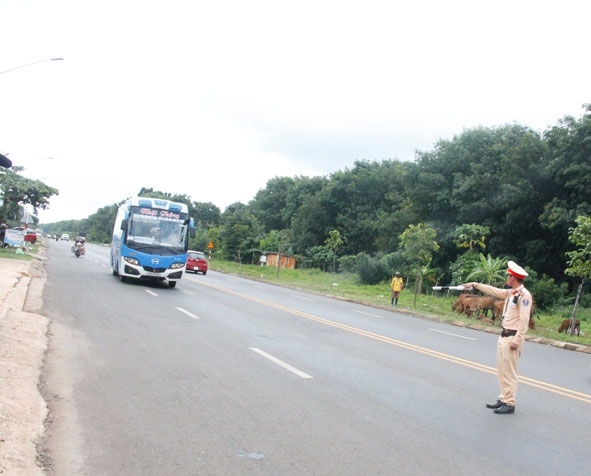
529;275;568;310
354;252;390;285
338;254;357;273
449;252;481;284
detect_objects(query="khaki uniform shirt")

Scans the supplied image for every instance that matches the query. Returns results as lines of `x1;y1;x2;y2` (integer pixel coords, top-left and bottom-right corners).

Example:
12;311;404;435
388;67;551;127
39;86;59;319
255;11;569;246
473;283;532;346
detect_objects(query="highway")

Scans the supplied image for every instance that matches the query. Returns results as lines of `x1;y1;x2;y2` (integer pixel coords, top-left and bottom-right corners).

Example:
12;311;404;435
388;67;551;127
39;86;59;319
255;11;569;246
41;240;590;475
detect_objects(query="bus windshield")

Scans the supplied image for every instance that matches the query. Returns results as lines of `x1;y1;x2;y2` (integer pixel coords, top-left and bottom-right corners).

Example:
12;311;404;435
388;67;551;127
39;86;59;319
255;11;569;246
125;210;188;254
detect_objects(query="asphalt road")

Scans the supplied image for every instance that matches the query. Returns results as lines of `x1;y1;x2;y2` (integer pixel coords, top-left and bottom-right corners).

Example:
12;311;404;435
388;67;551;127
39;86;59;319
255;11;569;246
40;240;591;475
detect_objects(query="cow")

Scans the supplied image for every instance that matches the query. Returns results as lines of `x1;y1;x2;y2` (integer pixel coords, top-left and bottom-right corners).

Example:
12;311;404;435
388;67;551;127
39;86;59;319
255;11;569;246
464;296;497;318
494;296;537;329
452;293;478;314
452;294;498;319
557;319;580;336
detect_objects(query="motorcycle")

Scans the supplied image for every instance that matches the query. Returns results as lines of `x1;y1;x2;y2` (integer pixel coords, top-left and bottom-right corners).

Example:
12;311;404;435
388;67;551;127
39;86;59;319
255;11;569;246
72;240;85;257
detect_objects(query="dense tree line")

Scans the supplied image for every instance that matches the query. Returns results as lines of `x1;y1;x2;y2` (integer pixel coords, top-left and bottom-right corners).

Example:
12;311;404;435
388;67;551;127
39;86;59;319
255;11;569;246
40;105;591;298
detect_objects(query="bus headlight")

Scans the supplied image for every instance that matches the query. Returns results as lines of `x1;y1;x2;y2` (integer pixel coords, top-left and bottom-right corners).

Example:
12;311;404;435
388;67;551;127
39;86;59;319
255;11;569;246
124;256;140;266
170;262;185;269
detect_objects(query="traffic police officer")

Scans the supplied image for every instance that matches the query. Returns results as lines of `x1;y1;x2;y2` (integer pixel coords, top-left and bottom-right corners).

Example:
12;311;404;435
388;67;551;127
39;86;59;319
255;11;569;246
462;260;532;414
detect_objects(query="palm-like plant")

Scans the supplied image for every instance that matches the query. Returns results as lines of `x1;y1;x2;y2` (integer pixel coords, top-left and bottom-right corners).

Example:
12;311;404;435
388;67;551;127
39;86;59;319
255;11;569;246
466;253;508;286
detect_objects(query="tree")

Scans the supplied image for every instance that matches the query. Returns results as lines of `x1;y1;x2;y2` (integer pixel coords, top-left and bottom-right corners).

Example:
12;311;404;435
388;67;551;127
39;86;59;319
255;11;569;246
327;160;418;256
412;124;547;275
399;223;439;306
137;187;170;199
306;245;333;271
448;224;490;284
0;166;58;224
219;202;262;261
324;229;344;273
191;202;221;228
453;224;490;251
290;191;333;254
84;204;118;243
539;105;591;278
249;176;295;232
564;215;591;335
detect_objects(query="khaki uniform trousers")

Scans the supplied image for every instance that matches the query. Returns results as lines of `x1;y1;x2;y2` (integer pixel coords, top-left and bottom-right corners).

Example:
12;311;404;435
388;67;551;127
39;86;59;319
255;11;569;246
496;336;521;406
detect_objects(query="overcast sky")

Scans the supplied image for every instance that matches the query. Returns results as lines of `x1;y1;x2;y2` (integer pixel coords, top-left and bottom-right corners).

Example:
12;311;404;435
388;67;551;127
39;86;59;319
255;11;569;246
1;0;590;224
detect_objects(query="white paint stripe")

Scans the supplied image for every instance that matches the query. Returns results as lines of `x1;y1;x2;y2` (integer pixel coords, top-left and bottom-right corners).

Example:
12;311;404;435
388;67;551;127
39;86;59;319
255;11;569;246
291;295;313;301
352;309;382;318
249;347;313;379
429;328;476;340
176;307;199;319
145;290;158;297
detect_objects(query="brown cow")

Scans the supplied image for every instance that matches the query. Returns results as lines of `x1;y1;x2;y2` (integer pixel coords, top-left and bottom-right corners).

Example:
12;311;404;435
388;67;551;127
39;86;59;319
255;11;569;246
557;319;580;336
493;298;504;317
452;293;478;314
494;297;537;329
453;294;497;319
464;296;497;318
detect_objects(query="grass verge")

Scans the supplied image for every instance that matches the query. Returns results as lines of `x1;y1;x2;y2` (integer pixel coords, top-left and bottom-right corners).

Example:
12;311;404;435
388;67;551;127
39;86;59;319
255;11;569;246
0;244;36;261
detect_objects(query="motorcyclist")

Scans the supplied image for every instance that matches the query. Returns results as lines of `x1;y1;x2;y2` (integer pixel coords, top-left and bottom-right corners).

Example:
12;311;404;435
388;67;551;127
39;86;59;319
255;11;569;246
72;236;86;256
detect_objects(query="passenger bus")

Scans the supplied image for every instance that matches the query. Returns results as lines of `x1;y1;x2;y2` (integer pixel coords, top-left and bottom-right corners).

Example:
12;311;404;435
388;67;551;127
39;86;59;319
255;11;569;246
111;197;195;287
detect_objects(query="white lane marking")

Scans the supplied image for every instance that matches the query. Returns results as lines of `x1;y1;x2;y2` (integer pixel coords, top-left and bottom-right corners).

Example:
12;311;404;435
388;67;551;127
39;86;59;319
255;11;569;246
429;328;476;340
249;347;313;379
352;309;382;318
291;295;313;301
145;290;158;297
176;307;199;319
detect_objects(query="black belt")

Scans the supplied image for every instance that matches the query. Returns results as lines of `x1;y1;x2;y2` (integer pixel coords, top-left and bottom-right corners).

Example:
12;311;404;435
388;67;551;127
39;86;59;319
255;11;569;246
501;328;517;337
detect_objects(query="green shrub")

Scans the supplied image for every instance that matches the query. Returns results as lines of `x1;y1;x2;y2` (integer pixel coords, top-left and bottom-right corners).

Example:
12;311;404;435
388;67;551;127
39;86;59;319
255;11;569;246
529;275;568;310
354;252;390;285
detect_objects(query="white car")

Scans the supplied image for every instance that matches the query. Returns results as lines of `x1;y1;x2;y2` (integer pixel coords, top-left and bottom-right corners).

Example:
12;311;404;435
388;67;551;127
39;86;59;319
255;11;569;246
61;233;70;241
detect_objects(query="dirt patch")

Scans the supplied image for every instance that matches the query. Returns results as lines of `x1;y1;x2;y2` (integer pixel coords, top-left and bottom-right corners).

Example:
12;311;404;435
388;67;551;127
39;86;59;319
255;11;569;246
0;256;49;475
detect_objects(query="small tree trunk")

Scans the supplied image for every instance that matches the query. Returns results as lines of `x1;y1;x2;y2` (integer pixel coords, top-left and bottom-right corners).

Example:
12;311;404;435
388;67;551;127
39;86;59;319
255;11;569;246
569;278;585;336
413;274;423;307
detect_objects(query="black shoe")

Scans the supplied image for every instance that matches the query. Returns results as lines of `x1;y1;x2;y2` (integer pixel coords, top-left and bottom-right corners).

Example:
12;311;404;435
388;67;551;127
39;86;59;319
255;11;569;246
485;400;503;409
493;404;515;414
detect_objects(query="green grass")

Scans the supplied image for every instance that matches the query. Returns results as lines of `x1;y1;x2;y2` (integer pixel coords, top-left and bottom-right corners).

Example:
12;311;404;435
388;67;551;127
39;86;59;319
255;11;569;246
210;259;591;347
0;244;36;261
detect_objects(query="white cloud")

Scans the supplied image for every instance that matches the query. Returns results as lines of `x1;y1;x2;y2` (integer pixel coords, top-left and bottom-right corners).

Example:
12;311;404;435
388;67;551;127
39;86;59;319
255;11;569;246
2;0;590;224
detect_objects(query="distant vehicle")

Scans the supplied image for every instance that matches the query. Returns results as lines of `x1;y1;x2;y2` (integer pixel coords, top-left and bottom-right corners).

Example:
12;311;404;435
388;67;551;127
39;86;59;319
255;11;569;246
24;230;37;244
61;233;70;241
186;251;208;275
111;197;195;288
